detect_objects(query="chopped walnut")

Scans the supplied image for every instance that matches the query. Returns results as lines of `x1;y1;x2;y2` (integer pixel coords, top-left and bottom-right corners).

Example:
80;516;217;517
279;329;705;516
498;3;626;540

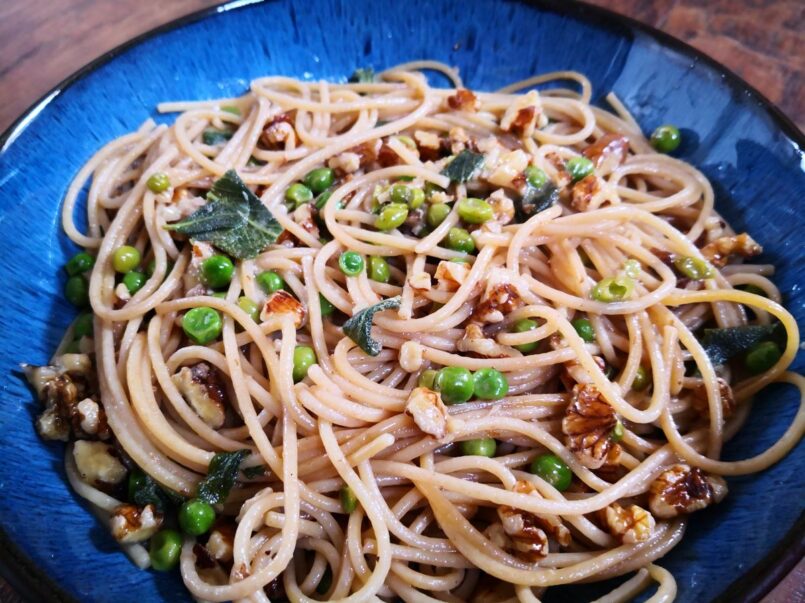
700;233;762;268
327;151;361;175
172;362;227;429
447;89;480;112
434;260;470;292
570;174;601;212
405;387;451;439
448;127;471;154
691;378;735;420
73;440;127;487
110;504;163;543
260;112;295;149
500;91;547;138
472;269;526;324
377;142;400;167
184;241;215;296
260;290;306;327
399;341;424;373
582;134;629;175
457;324;509;358
601;503;655;544
545;152;572;189
408;271;432;293
562;384;621;469
206;520;236;563
348;140;381;168
648;464;728;518
292;203;320;238
498;480;571;561
414;129;441;160
486;189;515;225
487;150;530;189
75;398;105;436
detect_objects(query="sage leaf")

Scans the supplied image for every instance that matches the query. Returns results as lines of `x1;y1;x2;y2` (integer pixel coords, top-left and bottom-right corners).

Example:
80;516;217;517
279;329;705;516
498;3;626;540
342;296;402;356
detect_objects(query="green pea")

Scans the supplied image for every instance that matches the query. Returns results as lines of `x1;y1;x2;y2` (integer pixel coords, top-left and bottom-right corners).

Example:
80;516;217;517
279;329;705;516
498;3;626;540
674;256;714;280
112;245;141;273
745;341;781;375
340;485;358;513
146;172;170;194
524;165;548;189
738;284;767;297
632;366;651;391
285;183;313;206
123;271;146;294
65;275;89;307
368;256;390;283
238;296;260;322
444;228;475;254
460;437;496;457
610;421;625;442
315;188;334;209
650;125;681;153
182;307;222;345
319;294;335;317
571;318;595;343
512;318;539;353
201;255;234;289
418;369;438;389
530;454;572;491
73;312;94;338
178;499;215;536
409;188;425;209
149;529;182;571
256;270;285;293
565;156;594;182
339;251;365;276
433;366;474;405
65;252;95;276
293;345;317;382
304;168;335;194
473;368;508;400
375;203;409;231
591;276;635;302
390;184;413;206
426;203;451;228
457;197;494;224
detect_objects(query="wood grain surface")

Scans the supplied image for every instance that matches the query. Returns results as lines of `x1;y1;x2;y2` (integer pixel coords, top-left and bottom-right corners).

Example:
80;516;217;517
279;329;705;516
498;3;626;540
0;1;802;602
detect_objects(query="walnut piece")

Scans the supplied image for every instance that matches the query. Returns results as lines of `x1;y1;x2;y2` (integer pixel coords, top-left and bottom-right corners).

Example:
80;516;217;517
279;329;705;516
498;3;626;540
497;480;570;561
260;290;306;327
487;150;530;189
73;440;127;487
570;174;601;212
486;189;515;225
206;520;236;563
446;89;480;112
582;134;629;175
648;464;728;518
691;377;735;420
602;503;655;544
434;260;470;292
405;387;450;439
173;362;227;429
110;504;163;543
260;112;295;149
562;384;621;469
472;269;526;324
457;324;510;358
700;233;762;268
500;91;547;138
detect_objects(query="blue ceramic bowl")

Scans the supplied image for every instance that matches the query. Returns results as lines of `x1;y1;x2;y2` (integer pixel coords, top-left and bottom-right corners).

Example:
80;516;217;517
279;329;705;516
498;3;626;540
0;1;802;601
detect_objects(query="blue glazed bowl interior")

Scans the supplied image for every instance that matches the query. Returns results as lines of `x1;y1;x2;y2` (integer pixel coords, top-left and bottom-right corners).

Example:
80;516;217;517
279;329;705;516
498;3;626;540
0;1;802;601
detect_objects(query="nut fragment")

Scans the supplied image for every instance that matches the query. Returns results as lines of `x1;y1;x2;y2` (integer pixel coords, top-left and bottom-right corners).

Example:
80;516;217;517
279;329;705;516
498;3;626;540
487;150;530;189
327;152;361;175
500;91;547;138
260;290;307;327
486;189;515;225
446;89;480;112
648;464;728;518
691;377;735;420
206;520;236;563
405;387;451;439
457;324;510;358
497;480;570;561
399;341;424;373
601;503;655;544
434;260;471;292
700;233;762;268
562;384;621;469
260;112;295;149
582;134;630;175
110;504;163;543
472;269;526;324
72;440;127;487
173;362;227;429
570;174;601;212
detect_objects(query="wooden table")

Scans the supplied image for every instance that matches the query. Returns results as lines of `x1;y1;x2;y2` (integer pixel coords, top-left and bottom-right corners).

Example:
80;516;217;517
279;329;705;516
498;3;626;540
0;1;802;602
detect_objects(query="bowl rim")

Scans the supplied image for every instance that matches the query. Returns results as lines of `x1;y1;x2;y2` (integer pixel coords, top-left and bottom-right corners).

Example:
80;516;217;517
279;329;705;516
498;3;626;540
0;0;802;601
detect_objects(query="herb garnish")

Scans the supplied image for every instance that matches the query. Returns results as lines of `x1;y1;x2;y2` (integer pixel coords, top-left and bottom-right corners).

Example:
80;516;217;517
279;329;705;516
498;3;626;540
342;296;401;356
197;449;249;505
129;469;184;512
441;150;485;183
349;67;375;83
701;323;784;366
515;182;559;222
165;169;282;259
242;464;266;479
202;128;234;145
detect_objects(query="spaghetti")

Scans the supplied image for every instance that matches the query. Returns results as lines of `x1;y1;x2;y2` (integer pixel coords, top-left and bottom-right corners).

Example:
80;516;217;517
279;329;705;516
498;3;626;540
23;63;803;603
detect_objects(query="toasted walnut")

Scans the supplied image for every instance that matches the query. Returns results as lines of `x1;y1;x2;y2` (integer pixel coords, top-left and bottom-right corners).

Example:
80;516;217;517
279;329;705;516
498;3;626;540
487;150;530;189
260;290;306;327
434;260;470;292
545;152;572;188
486;189;515;225
194;544;230;585
414;129;442;162
582;134;630;175
472;269;526;324
498;480;570;561
691;378;735;420
377;142;400;167
110;504;163;543
700;233;762;268
448;127;472;154
405;387;451;439
173;362;227;429
649;464;728;518
570;174;601;212
500;91;547;138
260;112;295;149
408;271;432;293
206;520;236;563
327;151;361;175
75;398;105;436
348;140;381;168
457;324;509;358
562;384;621;469
183;241;215;296
601;503;655;544
447;89;480;112
292;203;320;238
73;440;127;487
399;341;424;373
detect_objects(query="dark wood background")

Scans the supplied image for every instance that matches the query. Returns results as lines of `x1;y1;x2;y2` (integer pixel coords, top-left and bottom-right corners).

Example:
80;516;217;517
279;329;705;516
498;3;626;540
0;0;802;601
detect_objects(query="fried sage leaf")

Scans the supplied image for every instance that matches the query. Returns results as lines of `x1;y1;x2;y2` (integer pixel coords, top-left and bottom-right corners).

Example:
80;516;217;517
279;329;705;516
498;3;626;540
342;296;402;356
